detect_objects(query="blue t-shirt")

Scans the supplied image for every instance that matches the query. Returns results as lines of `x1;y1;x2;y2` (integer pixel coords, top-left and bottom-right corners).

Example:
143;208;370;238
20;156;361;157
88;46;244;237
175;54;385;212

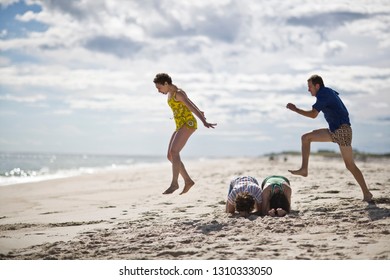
312;87;350;132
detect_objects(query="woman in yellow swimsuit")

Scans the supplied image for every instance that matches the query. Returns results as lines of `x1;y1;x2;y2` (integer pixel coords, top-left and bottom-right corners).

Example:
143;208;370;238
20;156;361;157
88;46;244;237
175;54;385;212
153;73;217;195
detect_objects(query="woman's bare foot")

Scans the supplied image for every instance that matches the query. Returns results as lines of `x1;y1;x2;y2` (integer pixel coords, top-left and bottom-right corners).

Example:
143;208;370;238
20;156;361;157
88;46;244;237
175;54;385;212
163;184;179;194
179;180;195;195
288;168;308;177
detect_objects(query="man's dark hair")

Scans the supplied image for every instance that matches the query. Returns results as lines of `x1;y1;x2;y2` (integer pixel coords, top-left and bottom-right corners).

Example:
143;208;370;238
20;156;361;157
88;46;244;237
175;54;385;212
269;192;290;213
308;74;324;87
153;73;172;85
235;192;255;213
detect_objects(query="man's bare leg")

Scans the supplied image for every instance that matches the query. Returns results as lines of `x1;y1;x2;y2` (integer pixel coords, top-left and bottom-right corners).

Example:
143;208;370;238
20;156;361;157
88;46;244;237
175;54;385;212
339;146;373;202
289;128;332;177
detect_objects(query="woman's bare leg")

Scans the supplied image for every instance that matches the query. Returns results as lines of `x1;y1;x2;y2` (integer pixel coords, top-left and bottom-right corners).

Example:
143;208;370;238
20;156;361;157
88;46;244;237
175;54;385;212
166;131;195;193
164;127;195;194
178;161;195;194
289;128;332;176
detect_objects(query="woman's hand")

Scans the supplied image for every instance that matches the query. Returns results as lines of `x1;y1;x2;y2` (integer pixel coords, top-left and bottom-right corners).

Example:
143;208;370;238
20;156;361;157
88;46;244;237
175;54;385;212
203;121;217;129
276;208;287;217
268;208;287;217
268;209;276;217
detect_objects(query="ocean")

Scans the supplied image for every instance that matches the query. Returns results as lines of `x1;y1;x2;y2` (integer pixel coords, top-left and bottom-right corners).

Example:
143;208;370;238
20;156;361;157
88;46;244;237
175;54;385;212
0;152;167;186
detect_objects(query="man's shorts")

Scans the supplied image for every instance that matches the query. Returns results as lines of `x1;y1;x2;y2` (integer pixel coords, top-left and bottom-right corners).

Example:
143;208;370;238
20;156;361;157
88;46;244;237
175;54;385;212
330;124;352;146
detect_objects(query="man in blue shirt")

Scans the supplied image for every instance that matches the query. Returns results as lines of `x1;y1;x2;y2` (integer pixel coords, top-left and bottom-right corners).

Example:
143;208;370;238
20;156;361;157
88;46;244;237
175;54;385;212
286;75;373;202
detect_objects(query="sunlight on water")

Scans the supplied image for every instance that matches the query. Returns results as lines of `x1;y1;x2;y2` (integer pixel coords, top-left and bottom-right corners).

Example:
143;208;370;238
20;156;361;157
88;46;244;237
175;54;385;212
0;152;166;186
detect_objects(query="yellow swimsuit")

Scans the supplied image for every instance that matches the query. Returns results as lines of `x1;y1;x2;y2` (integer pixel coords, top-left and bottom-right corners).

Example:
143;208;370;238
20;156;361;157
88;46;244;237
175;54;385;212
168;91;197;131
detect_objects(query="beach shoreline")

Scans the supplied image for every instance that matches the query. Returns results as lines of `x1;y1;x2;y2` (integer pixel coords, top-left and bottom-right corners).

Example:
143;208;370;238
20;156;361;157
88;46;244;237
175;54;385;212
0;155;389;260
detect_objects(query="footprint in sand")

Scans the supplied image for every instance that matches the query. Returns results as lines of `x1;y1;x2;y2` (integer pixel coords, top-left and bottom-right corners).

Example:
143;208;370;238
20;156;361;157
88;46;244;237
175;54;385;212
39;211;61;215
173;207;187;213
156;250;197;257
159;202;173;206
354;233;366;237
323;190;340;194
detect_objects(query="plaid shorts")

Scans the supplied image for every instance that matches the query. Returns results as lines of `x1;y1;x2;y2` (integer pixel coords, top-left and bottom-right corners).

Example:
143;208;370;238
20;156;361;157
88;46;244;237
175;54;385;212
330;124;352;146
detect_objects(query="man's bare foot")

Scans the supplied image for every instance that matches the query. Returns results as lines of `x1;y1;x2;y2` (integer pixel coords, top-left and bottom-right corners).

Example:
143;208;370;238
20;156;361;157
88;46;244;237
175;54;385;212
363;192;373;202
288;168;308;177
163;185;179;194
179;180;195;195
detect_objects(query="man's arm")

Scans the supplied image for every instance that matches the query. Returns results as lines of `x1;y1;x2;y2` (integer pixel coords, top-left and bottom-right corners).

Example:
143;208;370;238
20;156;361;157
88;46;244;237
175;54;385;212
254;202;262;213
286;103;319;119
226;201;235;214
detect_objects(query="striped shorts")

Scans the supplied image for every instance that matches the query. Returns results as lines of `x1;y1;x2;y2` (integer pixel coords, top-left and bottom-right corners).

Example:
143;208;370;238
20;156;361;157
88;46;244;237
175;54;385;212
330;124;352;146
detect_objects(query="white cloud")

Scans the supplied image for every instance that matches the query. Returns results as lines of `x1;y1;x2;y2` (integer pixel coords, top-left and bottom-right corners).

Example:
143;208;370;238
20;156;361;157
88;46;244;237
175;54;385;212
0;0;19;8
0;93;46;103
0;0;389;155
321;40;348;57
0;29;7;37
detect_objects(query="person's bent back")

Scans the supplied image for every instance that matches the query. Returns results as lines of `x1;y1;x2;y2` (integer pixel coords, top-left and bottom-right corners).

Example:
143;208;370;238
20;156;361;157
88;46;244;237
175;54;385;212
226;176;262;218
261;175;292;217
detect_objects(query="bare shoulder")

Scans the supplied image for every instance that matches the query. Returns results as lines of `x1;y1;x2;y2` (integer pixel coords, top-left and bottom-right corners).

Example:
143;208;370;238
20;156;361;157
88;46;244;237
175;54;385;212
283;184;292;196
175;88;188;100
262;185;271;196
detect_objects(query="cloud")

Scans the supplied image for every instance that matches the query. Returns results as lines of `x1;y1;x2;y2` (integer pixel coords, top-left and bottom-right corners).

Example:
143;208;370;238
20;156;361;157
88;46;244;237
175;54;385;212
287;11;369;29
0;0;389;155
0;0;19;8
0;93;46;103
42;0;92;20
84;35;142;58
321;40;348;57
144;1;242;42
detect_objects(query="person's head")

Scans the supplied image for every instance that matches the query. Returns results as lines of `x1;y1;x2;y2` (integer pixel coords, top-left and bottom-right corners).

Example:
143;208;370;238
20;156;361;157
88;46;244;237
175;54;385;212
235;192;255;217
307;74;324;96
269;192;290;216
153;73;172;94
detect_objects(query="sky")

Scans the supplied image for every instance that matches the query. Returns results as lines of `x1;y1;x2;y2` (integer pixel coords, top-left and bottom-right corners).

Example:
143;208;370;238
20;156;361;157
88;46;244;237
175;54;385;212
0;0;389;157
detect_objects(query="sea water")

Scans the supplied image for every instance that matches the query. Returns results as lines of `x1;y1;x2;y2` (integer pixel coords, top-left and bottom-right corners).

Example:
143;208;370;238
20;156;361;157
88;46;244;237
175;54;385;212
0;152;167;186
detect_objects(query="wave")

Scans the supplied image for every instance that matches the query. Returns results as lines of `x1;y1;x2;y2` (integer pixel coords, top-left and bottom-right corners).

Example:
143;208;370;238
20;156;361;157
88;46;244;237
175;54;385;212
0;152;166;186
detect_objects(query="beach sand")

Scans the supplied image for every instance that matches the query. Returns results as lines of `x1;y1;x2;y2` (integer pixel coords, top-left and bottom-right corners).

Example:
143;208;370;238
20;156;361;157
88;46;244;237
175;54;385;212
0;155;389;260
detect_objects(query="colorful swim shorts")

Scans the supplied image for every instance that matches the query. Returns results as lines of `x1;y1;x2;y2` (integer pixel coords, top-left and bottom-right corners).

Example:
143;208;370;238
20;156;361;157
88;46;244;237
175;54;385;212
330;124;352;146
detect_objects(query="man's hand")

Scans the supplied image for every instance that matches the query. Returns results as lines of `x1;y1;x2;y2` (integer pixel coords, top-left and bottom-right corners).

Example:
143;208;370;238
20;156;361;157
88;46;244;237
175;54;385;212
286;103;297;111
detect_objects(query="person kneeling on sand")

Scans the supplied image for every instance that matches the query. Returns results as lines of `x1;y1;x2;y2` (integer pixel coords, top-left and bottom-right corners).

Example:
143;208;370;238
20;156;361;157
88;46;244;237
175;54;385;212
226;176;262;218
261;175;292;217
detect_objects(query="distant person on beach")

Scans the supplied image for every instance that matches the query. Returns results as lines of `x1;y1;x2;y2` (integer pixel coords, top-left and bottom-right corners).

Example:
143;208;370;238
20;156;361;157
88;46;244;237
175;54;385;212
153;73;217;195
286;74;373;202
261;175;292;217
226;176;262;218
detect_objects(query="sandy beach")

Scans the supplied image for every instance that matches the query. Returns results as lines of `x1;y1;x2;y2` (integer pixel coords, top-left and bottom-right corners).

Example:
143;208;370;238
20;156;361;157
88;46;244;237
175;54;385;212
0;155;389;260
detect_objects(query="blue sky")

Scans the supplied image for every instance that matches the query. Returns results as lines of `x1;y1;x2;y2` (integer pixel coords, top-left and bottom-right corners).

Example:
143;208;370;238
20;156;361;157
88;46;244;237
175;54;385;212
0;0;389;157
